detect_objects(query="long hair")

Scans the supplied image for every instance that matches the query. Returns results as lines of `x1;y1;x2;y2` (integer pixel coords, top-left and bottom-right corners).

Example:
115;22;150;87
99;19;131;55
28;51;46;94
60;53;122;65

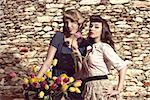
89;15;115;49
63;9;85;37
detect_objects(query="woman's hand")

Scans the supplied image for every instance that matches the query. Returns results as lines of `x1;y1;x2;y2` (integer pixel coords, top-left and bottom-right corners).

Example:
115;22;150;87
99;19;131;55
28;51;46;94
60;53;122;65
106;90;120;97
71;37;79;51
71;37;82;72
103;88;121;97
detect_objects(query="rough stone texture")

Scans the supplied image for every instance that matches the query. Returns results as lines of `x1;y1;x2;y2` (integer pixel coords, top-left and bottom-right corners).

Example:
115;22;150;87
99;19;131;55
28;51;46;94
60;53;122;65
0;0;150;99
110;0;130;4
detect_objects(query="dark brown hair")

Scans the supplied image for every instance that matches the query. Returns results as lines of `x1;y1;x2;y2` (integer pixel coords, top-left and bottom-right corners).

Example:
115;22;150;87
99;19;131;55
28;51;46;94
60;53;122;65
89;15;114;49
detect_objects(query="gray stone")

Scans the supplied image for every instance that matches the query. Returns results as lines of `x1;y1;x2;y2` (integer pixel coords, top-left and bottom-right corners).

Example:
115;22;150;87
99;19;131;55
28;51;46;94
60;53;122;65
25;6;36;12
110;0;130;4
80;0;101;5
0;69;4;74
37;16;53;22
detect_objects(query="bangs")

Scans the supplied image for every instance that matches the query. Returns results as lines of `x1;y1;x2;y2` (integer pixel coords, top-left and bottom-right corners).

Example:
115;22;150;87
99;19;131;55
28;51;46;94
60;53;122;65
63;9;84;24
90;15;103;22
64;14;78;22
63;11;78;22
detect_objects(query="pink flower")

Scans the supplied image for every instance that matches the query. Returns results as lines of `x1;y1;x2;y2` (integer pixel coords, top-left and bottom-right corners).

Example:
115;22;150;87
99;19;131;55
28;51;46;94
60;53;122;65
30;73;36;78
63;77;69;83
74;32;82;39
55;77;61;84
41;81;47;87
50;83;58;90
8;72;17;78
35;82;41;88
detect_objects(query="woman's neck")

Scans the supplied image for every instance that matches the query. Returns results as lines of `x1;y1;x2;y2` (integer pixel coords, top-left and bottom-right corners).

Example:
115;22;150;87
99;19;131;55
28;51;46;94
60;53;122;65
88;37;101;46
90;37;101;43
65;34;75;39
94;37;101;43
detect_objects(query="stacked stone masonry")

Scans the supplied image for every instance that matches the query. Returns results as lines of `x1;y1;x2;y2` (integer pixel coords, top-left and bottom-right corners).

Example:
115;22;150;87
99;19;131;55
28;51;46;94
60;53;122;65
0;0;150;99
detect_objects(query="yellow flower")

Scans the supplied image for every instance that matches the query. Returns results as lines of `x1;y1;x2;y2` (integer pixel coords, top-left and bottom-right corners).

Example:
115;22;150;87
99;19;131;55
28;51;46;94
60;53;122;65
46;69;50;72
39;77;45;82
32;66;37;73
69;87;76;92
23;78;29;84
38;91;45;98
52;76;57;81
73;80;82;87
36;77;45;82
75;87;81;93
60;74;68;80
69;77;75;83
52;59;58;66
44;84;49;90
32;66;41;73
46;71;52;78
61;84;69;92
30;78;36;83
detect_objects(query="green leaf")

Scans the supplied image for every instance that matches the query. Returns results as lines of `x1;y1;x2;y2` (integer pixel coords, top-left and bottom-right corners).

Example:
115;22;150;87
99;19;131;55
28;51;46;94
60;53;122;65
28;91;37;95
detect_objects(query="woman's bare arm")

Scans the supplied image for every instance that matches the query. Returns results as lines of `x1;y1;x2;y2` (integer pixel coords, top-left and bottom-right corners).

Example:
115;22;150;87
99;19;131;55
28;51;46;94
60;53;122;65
37;46;57;78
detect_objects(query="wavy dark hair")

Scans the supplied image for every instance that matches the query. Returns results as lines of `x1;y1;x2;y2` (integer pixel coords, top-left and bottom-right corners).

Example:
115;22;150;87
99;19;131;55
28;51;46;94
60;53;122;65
63;9;85;37
89;15;115;49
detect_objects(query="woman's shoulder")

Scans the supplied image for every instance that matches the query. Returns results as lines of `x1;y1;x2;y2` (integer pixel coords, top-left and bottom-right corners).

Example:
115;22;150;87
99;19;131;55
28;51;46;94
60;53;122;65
101;42;111;48
101;42;114;51
55;31;64;37
53;31;64;41
50;32;64;47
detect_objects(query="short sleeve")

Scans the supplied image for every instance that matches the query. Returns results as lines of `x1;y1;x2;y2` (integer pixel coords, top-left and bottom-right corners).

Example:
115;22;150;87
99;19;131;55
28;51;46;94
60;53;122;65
102;43;127;70
50;32;64;49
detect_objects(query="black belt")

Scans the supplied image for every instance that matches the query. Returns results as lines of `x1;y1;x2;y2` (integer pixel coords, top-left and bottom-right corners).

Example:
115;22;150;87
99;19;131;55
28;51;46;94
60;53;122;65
80;75;108;91
84;75;108;83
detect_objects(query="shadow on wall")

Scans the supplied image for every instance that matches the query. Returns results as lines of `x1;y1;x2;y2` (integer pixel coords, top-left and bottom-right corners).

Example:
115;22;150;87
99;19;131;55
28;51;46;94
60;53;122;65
0;49;25;86
0;52;21;68
0;48;27;97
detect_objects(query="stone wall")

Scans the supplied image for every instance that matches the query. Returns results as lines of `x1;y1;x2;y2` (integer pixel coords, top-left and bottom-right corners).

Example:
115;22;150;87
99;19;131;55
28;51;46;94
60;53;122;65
0;0;150;99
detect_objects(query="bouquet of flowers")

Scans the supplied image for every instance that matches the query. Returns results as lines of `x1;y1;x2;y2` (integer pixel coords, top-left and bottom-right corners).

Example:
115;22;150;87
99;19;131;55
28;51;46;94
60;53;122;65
23;59;82;100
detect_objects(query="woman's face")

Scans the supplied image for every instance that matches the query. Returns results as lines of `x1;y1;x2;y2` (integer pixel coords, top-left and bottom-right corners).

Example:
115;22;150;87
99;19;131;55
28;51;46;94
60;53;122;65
65;19;79;35
88;22;102;39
